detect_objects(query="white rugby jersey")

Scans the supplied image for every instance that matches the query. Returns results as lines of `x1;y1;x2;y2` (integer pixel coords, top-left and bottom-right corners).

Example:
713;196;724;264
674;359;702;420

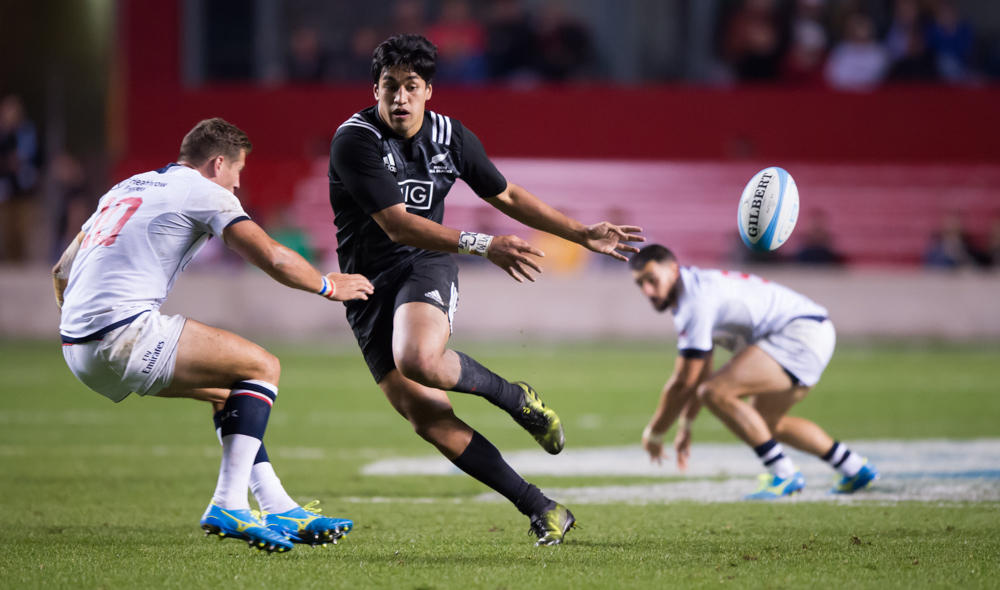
671;266;828;355
60;164;249;340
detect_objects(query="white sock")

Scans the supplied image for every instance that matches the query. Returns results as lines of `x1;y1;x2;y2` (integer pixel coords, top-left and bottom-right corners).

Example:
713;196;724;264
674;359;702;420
211;434;260;510
250;462;299;514
756;440;798;480
823;441;864;477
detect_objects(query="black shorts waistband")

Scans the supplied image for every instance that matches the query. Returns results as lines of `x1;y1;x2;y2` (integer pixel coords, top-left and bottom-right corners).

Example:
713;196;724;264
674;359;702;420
61;311;150;345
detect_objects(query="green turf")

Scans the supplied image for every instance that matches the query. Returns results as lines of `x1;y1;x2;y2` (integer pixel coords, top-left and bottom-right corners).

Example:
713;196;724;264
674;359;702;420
1;340;999;589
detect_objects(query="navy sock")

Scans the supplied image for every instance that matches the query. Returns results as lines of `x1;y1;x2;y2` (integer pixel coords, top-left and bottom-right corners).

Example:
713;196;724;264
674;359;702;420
452;351;524;414
451;431;555;518
214;409;268;462
219;381;277;440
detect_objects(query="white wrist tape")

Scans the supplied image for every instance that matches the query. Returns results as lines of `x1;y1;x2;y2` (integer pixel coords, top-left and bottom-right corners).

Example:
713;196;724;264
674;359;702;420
318;276;336;299
643;424;664;444
458;231;493;256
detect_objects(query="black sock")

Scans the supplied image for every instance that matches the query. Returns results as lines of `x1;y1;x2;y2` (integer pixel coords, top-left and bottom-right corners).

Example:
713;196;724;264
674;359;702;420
451;431;555;518
452;351;524;414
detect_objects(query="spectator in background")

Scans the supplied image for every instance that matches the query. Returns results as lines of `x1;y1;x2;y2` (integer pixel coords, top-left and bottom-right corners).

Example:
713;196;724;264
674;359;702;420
287;27;331;82
425;0;489;83
824;12;889;90
0;95;40;263
485;0;540;82
389;0;427;36
536;0;595;82
884;0;924;63
781;0;828;86
887;22;939;81
794;210;845;265
723;0;786;82
333;26;382;82
925;0;975;82
924;212;990;268
50;153;91;262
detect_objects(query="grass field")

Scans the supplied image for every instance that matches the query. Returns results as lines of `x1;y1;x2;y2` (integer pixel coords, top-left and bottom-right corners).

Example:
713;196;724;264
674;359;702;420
1;339;999;589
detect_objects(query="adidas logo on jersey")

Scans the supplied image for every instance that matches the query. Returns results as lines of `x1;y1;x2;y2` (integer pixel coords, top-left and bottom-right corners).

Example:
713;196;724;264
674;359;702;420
424;290;444;306
383;154;397;173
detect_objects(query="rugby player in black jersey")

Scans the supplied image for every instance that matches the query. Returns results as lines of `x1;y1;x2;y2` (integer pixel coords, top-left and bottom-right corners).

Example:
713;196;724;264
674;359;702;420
329;34;643;546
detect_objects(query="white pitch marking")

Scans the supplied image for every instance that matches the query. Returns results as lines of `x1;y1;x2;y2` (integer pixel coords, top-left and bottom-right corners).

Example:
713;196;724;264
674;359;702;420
361;439;1000;504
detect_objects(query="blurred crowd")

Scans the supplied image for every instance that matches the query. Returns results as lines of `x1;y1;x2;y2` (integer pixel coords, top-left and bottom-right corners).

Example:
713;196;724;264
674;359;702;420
286;0;595;85
275;0;1000;88
0;94;94;265
719;0;993;89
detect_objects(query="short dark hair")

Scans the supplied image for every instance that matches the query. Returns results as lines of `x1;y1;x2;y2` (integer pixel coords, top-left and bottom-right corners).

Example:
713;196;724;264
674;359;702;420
178;118;252;167
371;34;437;84
628;244;677;270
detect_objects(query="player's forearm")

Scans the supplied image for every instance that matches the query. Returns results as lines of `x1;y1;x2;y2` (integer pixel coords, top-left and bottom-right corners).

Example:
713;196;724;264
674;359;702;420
384;213;463;253
488;184;586;244
53;232;84;309
252;241;324;293
677;397;702;431
649;378;699;435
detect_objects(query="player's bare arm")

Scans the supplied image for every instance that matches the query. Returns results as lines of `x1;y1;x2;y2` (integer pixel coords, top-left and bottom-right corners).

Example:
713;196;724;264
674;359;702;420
52;231;84;308
642;354;709;464
372;203;544;283
673;395;703;471
223;220;373;301
486;182;645;261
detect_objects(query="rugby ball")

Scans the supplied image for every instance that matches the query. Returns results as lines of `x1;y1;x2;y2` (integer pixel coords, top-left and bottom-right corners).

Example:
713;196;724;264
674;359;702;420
738;167;799;252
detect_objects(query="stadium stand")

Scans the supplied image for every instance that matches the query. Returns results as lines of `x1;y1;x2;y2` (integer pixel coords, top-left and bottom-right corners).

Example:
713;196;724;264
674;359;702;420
291;158;1000;266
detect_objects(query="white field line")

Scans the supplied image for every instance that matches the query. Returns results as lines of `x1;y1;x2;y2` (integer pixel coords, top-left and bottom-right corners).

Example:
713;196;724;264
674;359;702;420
361;439;1000;504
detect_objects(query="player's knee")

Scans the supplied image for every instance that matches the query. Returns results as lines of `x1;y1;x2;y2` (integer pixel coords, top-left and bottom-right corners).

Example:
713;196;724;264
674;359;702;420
395;349;439;384
697;382;726;407
251;350;281;384
409;408;455;441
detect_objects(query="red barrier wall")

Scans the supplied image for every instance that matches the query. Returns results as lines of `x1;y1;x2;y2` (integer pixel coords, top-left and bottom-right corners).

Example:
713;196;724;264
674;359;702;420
119;1;1000;214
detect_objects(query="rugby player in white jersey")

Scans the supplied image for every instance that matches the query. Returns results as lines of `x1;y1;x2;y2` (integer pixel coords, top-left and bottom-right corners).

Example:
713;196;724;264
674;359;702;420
53;119;374;552
629;245;878;499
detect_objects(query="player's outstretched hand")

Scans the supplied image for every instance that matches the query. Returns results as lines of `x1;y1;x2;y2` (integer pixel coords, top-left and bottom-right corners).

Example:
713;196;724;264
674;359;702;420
642;427;667;465
487;235;544;283
674;427;692;472
326;272;374;301
582;222;645;262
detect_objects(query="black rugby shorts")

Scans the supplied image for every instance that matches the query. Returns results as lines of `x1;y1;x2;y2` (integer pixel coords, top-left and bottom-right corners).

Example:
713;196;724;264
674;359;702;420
344;255;459;383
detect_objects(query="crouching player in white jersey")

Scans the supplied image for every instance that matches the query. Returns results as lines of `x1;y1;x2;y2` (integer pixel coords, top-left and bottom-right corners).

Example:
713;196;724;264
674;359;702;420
629;245;878;499
53;119;375;552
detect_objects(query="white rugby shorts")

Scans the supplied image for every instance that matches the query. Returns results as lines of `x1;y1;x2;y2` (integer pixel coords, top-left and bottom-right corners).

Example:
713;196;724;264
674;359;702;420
755;317;836;387
62;310;187;402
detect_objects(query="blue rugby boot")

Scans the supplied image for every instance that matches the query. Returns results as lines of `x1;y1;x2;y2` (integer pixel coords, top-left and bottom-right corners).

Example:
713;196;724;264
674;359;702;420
832;461;879;494
744;471;806;500
200;502;293;553
263;501;352;546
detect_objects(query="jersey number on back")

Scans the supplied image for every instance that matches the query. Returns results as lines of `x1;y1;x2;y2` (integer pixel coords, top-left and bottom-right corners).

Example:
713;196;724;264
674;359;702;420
82;196;142;248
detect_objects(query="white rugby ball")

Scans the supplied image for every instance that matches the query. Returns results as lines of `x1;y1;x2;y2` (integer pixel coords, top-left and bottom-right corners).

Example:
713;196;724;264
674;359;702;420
738;167;799;252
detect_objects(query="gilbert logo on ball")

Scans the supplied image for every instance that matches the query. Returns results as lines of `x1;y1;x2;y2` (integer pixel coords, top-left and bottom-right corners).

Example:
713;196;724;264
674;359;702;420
738;167;799;252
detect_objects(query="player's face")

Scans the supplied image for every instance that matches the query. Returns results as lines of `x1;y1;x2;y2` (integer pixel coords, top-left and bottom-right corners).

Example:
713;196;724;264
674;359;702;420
213;150;246;193
375;66;432;139
632;260;679;312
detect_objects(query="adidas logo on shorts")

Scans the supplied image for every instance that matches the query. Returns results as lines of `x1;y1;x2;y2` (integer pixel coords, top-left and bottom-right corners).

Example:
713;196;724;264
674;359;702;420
424;290;444;306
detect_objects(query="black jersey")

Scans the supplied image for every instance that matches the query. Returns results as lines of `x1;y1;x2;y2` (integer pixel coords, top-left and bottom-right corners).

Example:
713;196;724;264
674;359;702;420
328;105;507;285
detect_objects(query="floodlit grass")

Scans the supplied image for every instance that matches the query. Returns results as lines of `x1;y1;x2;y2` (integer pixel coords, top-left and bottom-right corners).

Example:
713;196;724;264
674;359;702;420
1;340;998;589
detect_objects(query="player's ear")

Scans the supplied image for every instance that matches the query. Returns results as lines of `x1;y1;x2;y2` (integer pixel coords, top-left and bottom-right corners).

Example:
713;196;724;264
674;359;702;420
425;83;432;100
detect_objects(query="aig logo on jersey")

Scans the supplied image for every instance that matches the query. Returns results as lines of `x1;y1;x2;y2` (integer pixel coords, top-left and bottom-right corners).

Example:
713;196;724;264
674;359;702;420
399;180;434;211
